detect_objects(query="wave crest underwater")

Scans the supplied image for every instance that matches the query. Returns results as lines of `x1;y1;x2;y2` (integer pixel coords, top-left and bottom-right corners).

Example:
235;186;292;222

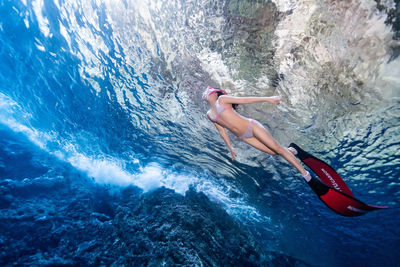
0;0;399;266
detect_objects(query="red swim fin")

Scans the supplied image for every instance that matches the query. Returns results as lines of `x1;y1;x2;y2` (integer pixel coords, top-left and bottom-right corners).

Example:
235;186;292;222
307;176;387;217
289;143;388;217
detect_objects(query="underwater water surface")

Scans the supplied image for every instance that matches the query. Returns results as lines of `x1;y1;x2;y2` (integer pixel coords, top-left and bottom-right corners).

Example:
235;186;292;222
0;0;399;266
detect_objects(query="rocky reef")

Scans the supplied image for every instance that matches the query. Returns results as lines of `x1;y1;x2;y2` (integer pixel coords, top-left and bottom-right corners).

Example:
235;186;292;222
0;177;307;266
0;174;309;266
114;187;268;266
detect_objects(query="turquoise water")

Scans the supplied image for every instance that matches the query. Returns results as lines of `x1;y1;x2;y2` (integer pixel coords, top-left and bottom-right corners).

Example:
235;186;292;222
0;0;399;266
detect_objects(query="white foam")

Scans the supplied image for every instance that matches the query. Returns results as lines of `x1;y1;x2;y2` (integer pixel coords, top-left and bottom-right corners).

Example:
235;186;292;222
379;58;400;98
32;0;50;37
198;50;234;88
68;154;134;186
271;0;296;12
135;164;163;191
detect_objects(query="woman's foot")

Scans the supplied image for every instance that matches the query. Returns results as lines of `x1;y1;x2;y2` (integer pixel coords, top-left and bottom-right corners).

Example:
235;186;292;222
302;171;312;182
288;147;298;155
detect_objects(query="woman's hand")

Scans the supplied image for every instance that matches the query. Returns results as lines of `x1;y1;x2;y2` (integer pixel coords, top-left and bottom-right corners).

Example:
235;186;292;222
230;147;237;161
267;96;283;105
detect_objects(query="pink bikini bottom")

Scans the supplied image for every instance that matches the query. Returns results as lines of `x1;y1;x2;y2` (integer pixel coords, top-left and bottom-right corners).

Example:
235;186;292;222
238;119;255;140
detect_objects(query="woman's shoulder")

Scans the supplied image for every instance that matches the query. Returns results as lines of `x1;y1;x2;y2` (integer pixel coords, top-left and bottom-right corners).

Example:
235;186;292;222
218;95;234;103
218;95;234;106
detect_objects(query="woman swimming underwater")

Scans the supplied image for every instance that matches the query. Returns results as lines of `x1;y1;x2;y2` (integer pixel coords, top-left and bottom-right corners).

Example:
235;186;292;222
203;86;311;181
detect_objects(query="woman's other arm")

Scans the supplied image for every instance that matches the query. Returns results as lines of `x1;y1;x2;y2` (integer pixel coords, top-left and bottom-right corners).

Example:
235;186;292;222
213;123;237;161
219;95;282;105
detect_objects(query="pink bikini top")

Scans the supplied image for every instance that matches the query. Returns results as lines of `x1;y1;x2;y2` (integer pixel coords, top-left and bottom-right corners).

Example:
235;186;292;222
208;99;232;122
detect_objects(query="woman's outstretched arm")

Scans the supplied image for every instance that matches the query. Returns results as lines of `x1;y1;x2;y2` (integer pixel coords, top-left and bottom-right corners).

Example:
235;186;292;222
219;95;282;105
213;122;237;161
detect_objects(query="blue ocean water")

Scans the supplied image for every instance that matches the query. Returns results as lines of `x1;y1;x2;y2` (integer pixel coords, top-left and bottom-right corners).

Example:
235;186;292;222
0;0;399;266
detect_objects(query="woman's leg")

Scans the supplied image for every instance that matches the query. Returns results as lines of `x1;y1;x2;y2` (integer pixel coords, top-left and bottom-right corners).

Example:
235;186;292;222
252;122;308;176
242;137;277;155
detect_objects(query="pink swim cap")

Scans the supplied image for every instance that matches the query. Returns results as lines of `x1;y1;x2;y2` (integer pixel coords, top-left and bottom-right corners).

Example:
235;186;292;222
202;86;228;101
